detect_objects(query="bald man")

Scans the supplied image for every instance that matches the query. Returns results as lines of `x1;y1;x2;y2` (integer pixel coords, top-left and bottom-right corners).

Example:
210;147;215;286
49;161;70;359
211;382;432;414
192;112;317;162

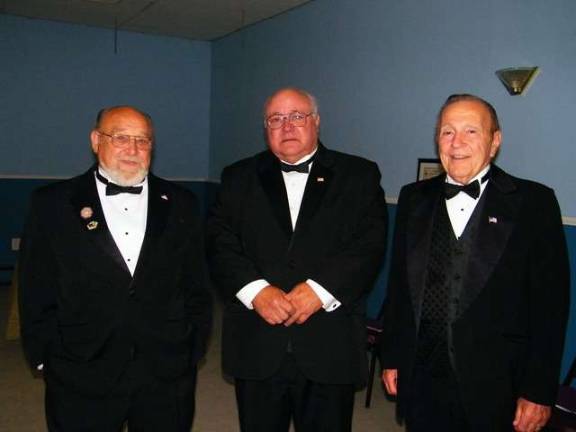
207;88;388;431
19;106;212;431
380;94;569;432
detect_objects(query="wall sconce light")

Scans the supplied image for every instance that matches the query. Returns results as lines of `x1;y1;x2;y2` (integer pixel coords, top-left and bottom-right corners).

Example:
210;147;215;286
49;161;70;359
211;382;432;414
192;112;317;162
495;67;540;96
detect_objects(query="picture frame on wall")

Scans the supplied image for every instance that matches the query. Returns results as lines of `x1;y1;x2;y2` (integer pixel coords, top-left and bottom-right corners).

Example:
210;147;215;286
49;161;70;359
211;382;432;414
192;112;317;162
417;158;444;181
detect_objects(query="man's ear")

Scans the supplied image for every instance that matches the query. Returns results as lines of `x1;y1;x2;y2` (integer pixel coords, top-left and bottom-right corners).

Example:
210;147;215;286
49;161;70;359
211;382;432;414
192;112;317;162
90;130;100;154
490;130;502;158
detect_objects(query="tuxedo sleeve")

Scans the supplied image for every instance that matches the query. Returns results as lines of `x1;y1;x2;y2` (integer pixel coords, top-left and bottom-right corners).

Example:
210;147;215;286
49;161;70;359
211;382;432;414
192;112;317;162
18;189;59;369
519;188;570;405
308;162;388;307
206;165;264;303
177;191;213;363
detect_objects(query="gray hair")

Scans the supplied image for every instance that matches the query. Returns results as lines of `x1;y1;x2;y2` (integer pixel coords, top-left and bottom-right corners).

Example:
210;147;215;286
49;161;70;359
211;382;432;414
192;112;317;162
263;87;319;125
435;94;501;139
94;105;154;132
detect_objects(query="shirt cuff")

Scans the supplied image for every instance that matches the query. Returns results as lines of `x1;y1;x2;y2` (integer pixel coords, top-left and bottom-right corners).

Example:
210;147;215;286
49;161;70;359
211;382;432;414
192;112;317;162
306;279;341;312
236;279;270;309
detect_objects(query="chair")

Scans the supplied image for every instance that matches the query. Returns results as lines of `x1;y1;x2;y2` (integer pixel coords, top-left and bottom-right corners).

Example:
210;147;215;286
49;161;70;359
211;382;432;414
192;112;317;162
365;318;384;408
546;355;576;431
3;264;19;341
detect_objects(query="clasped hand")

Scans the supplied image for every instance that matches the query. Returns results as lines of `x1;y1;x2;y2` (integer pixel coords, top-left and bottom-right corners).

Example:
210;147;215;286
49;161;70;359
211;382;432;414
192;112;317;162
252;283;323;326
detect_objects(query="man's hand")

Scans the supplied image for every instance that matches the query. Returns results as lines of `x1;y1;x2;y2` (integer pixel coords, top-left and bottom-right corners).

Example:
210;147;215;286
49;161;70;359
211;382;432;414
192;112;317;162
513;397;551;432
284;282;322;326
382;369;398;395
252;286;294;325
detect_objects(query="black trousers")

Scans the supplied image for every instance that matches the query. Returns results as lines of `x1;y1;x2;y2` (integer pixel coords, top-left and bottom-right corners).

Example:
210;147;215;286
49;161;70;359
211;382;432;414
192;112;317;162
235;354;355;432
406;365;517;432
45;367;197;432
406;366;468;432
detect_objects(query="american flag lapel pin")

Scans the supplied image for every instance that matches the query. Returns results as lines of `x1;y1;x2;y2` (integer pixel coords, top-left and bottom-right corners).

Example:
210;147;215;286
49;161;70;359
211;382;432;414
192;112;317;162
488;216;498;224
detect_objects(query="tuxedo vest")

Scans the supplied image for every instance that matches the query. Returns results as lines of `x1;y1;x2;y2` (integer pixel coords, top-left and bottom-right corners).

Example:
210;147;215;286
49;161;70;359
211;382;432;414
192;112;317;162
415;194;486;376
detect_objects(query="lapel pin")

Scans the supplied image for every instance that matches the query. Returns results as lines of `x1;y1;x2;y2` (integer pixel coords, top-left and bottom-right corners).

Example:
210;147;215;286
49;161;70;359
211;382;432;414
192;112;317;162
316;177;325;182
80;207;93;219
161;194;169;200
87;221;98;230
488;216;498;224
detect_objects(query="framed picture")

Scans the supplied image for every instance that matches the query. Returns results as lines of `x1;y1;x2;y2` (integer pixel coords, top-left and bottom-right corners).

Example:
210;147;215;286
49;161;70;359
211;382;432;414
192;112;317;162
417;158;444;181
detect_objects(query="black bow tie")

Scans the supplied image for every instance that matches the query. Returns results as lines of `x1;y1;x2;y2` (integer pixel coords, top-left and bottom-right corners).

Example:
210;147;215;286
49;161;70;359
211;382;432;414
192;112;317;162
444;181;480;200
96;171;143;196
444;172;490;200
280;158;313;173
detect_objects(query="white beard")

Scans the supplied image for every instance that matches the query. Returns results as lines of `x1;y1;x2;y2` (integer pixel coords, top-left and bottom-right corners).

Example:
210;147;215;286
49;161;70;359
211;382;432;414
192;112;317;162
100;165;148;186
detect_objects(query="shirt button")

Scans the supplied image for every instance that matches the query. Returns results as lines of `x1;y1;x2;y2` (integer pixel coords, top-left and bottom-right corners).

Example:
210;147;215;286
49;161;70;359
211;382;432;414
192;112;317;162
125;232;129;235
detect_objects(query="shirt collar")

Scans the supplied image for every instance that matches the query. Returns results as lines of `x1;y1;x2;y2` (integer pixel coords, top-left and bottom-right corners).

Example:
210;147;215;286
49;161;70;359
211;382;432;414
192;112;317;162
446;164;491;186
279;147;318;166
97;166;147;188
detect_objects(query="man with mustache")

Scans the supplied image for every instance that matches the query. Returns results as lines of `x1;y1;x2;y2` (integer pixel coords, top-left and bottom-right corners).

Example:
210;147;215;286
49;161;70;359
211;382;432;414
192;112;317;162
380;94;570;432
19;106;212;431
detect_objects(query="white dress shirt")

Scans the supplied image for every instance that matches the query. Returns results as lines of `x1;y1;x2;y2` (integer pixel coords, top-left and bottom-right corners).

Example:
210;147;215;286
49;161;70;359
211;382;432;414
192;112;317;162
236;149;341;312
445;165;490;239
95;168;148;275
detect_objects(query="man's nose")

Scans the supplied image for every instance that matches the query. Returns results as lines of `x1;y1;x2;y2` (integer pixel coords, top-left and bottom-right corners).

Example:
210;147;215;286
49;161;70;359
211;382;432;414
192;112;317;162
281;118;295;131
124;139;139;154
452;132;465;147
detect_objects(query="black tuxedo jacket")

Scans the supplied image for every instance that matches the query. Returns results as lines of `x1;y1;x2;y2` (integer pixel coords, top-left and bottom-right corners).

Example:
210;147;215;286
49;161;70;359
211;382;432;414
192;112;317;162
18;169;212;396
380;165;570;426
207;145;388;386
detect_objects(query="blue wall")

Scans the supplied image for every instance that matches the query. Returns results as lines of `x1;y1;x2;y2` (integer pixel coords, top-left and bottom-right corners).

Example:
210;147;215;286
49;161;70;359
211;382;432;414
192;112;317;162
0;14;211;179
1;0;575;382
209;0;576;381
210;0;576;219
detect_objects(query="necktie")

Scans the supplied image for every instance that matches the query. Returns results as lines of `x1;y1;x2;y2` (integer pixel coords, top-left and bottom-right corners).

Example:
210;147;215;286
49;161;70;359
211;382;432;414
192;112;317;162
96;171;143;196
444;171;490;200
280;158;313;173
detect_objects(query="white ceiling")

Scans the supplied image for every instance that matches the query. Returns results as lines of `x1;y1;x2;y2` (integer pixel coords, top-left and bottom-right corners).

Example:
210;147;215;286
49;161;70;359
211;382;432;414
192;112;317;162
1;0;312;41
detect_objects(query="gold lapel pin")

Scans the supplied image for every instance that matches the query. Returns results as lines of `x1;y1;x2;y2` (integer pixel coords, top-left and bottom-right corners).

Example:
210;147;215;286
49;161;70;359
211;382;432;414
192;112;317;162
80;206;93;219
87;221;98;230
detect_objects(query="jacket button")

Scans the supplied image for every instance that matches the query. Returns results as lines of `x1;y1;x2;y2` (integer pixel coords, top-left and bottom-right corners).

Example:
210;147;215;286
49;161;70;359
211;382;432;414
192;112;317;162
128;288;136;296
288;260;296;269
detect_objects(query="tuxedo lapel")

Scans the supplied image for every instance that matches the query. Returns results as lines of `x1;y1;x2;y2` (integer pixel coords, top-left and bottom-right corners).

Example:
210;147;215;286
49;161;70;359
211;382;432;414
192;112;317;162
294;147;334;234
406;178;443;326
132;175;171;278
457;165;520;317
70;169;130;274
257;152;293;239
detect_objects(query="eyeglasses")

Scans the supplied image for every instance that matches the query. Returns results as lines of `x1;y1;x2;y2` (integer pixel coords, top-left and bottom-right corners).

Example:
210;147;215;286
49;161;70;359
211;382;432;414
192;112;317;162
97;131;153;149
265;111;316;129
